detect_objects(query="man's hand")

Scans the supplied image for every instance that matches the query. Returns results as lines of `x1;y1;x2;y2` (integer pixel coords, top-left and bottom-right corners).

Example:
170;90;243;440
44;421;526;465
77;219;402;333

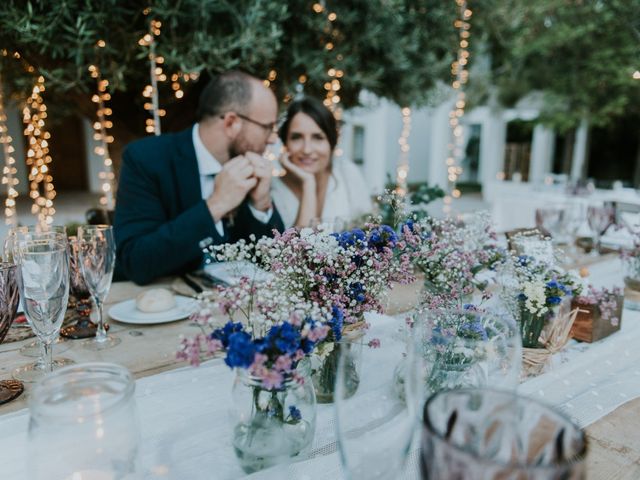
246;152;273;211
207;156;256;222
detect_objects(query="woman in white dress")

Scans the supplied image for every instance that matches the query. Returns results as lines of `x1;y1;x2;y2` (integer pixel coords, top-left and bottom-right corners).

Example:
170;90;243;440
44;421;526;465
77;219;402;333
271;97;372;229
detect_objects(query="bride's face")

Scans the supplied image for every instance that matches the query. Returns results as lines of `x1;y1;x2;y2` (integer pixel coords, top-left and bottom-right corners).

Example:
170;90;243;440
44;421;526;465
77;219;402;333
284;112;332;175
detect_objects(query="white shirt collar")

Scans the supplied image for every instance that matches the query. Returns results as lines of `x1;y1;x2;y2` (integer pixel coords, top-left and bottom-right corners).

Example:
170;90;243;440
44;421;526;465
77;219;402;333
192;123;222;176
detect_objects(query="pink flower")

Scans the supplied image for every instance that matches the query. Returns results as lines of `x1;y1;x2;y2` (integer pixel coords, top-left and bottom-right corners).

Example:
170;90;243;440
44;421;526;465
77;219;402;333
274;355;293;372
261;369;284;389
368;338;381;349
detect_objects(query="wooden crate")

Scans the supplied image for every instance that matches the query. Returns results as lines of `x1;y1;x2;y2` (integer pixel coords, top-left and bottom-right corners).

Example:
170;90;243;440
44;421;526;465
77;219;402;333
570;296;623;343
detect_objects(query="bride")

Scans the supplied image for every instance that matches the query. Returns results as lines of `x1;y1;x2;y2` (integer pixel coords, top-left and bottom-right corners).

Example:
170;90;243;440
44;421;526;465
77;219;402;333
271;97;372;229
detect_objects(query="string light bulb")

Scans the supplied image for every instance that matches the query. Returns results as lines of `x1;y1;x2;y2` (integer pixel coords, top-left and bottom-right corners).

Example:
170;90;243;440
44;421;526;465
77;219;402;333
0;74;19;226
444;0;472;214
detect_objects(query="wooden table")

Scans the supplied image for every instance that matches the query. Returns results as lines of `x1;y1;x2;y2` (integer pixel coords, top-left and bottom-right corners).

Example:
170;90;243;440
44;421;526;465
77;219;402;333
0;275;638;478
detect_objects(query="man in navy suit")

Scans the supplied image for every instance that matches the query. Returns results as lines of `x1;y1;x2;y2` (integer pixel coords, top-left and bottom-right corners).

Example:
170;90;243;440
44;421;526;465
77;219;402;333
114;71;285;285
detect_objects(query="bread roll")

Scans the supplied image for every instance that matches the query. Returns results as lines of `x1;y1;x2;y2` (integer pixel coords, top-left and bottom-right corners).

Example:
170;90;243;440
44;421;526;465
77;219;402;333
135;288;176;313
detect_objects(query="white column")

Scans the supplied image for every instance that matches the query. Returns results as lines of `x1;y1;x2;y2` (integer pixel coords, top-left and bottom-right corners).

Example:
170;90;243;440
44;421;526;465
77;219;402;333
571;119;589;180
406;107;431;184
427;100;452;188
479;110;507;199
529;124;555;184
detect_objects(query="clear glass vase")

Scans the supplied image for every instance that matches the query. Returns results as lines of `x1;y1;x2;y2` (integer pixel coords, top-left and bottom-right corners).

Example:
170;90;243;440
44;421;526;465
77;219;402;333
231;364;317;474
623;255;640;311
308;340;363;404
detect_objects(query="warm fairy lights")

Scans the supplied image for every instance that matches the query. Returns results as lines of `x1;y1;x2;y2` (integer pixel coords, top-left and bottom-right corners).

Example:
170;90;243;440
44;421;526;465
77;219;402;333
313;2;344;122
443;0;472;214
395;107;412;196
0;74;19;225
139;14;165;135
88;52;116;209
22;75;56;227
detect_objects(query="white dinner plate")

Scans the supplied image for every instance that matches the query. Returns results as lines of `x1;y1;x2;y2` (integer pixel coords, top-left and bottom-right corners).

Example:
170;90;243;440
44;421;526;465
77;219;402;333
204;260;272;285
108;295;197;325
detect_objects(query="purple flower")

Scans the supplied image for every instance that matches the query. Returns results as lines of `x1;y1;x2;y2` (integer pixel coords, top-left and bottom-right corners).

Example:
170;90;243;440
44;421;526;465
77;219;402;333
210;321;245;348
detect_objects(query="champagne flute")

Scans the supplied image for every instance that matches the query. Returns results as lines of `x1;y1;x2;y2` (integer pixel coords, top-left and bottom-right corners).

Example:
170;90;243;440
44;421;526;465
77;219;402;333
0;262;23;404
14;232;70;377
78;225;120;350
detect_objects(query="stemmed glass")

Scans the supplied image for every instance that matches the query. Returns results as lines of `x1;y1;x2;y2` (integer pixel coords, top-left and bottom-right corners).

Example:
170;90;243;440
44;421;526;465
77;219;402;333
60;236;97;339
78;225;119;350
562;201;587;256
14;232;70;377
4;225;71;360
587;202;615;256
0;262;23;404
535;206;565;243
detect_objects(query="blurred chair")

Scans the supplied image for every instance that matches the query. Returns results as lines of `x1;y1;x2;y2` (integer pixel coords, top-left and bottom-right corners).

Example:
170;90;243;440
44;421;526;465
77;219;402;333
85;208;114;226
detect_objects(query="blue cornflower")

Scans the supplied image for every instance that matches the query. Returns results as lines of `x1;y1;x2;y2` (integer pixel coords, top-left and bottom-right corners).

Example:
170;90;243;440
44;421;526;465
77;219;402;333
402;219;415;233
224;331;256;369
349;282;366;303
460;320;488;341
288;405;302;421
546;280;560;289
517;255;531;267
547;296;562;306
211;321;245;348
329;306;344;341
270;322;301;355
517;293;527;301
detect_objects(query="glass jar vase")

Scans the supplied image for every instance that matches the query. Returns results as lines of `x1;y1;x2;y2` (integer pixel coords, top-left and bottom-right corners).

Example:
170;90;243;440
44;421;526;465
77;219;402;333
27;362;140;480
231;364;316;474
308;339;363;404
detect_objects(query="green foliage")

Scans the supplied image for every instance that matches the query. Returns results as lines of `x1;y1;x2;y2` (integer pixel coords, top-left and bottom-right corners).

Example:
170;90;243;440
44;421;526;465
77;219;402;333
0;0;457;132
472;0;640;130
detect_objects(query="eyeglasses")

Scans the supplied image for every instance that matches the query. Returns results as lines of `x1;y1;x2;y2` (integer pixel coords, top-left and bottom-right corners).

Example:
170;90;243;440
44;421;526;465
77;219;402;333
220;112;277;134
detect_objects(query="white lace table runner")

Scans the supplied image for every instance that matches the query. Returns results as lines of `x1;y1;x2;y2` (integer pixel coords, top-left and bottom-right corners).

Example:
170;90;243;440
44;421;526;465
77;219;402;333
0;257;636;479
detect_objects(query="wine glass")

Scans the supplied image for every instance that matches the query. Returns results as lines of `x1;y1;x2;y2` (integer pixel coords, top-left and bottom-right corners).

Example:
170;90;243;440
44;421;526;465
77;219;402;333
562;201;587;256
78;225;119;350
587;202;615;256
0;262;24;404
14;232;70;377
60;236;97;339
5;225;72;359
335;332;421;479
535;206;565;243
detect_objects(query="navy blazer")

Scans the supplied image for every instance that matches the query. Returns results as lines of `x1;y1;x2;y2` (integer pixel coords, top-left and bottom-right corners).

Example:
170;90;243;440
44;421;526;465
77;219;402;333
114;127;284;285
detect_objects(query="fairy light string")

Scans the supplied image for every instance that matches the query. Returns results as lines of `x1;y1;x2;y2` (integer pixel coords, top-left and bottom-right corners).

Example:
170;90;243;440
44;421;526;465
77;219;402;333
22;74;56;227
443;0;472;214
139;10;165;135
0;72;19;225
88;43;116;209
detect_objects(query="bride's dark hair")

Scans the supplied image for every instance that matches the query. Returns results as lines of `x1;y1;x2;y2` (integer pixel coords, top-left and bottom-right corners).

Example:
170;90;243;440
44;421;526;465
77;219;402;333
278;97;338;151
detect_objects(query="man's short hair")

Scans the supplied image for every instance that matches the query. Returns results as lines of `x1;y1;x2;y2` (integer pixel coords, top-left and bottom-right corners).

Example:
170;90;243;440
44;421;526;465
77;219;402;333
196;70;255;122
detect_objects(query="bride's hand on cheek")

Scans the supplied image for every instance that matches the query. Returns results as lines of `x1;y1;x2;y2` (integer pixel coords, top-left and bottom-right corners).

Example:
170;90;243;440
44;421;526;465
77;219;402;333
279;151;315;186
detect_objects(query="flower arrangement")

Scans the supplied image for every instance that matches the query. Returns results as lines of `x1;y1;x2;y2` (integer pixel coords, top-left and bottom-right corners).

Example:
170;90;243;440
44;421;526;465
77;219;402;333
498;253;581;349
400;212;505;307
574;286;623;327
203;224;412;402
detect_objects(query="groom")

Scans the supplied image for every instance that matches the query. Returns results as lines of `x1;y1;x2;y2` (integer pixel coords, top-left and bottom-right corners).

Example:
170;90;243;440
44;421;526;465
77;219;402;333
114;71;284;285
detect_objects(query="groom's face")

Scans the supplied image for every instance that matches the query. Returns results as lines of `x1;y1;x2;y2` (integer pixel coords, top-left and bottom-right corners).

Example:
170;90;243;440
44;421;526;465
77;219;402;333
229;83;278;158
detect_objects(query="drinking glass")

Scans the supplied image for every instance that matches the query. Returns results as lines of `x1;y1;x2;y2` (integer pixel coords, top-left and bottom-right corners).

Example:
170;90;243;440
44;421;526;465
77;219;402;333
335;332;421;479
60;236;97;339
28;362;140;480
535;206;564;243
587;202;615;256
78;225;119;350
420;388;587;479
0;262;24;404
14;232;70;378
562;201;587;256
5;225;71;360
413;308;521;405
